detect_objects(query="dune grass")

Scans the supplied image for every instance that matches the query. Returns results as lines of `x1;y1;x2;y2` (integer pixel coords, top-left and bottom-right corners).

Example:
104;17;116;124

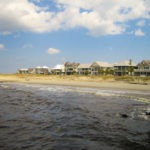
0;74;150;84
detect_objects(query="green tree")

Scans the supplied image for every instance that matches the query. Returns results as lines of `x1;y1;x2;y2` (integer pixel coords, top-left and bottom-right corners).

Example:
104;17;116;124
98;68;104;75
128;66;134;76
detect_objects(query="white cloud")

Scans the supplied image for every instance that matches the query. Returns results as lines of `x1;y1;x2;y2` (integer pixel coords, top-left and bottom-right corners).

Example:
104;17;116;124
134;29;145;36
31;0;41;2
0;31;11;35
0;0;149;36
0;44;5;50
136;20;145;26
0;0;58;33
47;48;60;54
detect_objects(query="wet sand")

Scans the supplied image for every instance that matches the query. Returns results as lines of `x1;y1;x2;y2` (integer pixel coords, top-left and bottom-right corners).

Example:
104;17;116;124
0;74;150;91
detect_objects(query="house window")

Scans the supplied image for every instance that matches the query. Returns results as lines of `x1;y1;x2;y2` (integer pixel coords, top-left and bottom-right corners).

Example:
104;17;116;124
144;66;149;69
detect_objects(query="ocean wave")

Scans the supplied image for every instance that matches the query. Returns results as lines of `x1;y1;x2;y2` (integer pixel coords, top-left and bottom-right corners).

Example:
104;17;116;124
1;82;150;103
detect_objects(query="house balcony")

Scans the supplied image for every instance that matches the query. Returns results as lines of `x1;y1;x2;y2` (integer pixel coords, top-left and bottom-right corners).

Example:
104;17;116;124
134;69;150;72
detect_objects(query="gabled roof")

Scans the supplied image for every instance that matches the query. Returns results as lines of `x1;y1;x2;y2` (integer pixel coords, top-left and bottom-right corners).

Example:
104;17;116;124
78;64;91;68
64;62;80;67
137;60;150;67
114;60;136;66
92;61;113;67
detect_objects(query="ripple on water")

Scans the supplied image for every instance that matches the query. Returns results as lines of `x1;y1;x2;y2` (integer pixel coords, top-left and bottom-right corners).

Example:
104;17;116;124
0;83;150;150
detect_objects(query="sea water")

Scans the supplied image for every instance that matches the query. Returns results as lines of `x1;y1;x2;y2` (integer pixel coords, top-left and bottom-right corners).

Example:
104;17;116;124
0;83;150;150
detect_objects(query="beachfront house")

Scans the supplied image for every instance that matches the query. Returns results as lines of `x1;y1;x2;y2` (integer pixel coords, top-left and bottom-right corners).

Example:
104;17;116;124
77;64;91;75
51;64;65;75
64;62;80;75
28;68;36;74
18;68;29;74
35;66;49;75
91;61;114;75
114;60;136;76
18;66;49;75
134;60;150;77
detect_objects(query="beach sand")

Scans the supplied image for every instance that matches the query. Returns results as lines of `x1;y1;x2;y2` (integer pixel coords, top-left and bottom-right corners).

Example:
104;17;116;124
0;74;150;91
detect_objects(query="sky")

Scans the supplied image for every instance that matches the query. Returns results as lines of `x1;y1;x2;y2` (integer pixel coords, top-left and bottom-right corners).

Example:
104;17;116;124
0;0;150;73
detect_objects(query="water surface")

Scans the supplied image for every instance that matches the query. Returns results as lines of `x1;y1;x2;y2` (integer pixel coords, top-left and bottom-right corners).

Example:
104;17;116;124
0;83;150;150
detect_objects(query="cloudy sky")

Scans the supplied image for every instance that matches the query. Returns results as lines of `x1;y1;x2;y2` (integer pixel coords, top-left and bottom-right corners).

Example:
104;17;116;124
0;0;150;73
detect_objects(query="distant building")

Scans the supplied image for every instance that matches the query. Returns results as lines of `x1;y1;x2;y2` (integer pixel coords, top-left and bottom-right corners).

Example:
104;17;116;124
77;64;91;75
134;60;150;76
17;59;150;77
51;64;65;75
114;60;136;76
91;61;114;75
22;66;50;75
35;66;49;75
64;62;80;75
18;68;28;74
28;68;36;74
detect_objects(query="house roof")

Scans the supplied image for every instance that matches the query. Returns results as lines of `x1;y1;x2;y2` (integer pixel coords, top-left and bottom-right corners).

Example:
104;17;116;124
78;64;91;68
36;66;49;69
19;68;28;71
137;60;150;67
43;66;49;69
114;60;136;66
52;64;64;70
36;66;41;68
64;62;80;67
92;61;113;67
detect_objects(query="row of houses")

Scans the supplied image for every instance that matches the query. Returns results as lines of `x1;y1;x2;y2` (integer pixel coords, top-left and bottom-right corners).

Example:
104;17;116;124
18;66;49;75
18;60;150;77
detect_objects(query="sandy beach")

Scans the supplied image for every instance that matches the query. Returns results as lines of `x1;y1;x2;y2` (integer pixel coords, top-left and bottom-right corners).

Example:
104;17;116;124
0;74;150;91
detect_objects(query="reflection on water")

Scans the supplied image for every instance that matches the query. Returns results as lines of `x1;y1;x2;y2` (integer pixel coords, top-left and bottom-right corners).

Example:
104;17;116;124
0;83;150;150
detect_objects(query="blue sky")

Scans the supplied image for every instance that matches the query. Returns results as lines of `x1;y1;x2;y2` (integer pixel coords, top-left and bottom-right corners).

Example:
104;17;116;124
0;0;150;73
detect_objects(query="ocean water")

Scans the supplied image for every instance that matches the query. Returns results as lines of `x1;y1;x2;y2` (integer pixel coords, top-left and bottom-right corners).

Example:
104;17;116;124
0;83;150;150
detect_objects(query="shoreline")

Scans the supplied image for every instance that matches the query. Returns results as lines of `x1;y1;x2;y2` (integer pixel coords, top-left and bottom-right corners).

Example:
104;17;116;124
0;74;150;91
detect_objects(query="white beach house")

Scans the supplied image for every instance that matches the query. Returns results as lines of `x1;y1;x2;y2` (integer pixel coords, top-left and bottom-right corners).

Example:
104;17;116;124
77;64;92;75
51;64;65;75
114;60;136;76
91;61;114;75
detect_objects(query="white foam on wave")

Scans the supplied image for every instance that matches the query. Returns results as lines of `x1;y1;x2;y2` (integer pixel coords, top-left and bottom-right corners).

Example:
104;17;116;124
1;83;150;103
0;85;9;89
13;83;149;96
23;84;150;103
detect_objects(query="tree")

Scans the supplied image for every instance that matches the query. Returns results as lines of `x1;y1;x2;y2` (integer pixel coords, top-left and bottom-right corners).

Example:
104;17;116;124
98;68;104;75
128;66;134;76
